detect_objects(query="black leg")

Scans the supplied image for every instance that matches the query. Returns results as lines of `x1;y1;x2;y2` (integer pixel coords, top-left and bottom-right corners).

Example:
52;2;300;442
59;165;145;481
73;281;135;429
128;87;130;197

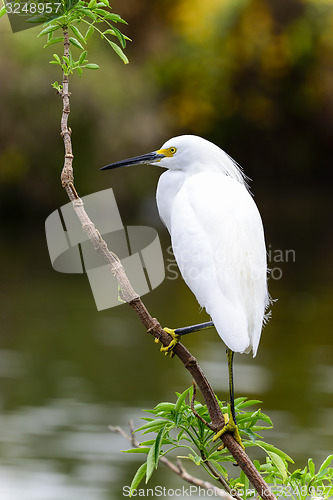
174;321;214;336
212;348;244;449
227;348;237;424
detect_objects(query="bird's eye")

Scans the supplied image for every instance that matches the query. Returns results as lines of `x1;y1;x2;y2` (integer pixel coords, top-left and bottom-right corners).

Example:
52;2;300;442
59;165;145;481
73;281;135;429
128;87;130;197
169;147;177;155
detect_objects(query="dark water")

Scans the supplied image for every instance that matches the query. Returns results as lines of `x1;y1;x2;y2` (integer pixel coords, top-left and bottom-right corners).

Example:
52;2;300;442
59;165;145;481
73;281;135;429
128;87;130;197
0;194;332;499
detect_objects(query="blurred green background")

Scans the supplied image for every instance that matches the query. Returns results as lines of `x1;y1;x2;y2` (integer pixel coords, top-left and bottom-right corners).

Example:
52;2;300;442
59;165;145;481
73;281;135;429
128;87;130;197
0;0;332;498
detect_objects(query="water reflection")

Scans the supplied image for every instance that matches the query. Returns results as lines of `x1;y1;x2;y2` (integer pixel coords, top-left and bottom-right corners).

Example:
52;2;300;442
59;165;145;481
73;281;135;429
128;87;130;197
0;236;332;498
0;396;144;499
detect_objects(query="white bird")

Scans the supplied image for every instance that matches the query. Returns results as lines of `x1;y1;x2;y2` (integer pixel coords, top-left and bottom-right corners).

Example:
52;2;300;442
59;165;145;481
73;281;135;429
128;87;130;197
101;135;270;445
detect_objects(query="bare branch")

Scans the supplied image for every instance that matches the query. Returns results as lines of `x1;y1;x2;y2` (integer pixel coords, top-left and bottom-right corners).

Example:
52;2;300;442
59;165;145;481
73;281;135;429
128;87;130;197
172;458;234;499
109;424;131;442
129;419;140;448
57;27;277;500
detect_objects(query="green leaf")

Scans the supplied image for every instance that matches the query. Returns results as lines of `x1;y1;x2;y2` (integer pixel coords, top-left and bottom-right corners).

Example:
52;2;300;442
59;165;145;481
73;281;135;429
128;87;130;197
43;16;63;27
177;429;185;443
53;54;61;63
193;403;204;411
154;428;166;467
79;50;87;64
145;444;156;483
145;427;166;483
0;5;7;17
290;469;303;480
236;399;262;409
209;459;228;478
239;469;250;489
241;427;260;443
319;454;333;473
135;419;168;433
28;14;51;23
106;38;129;63
129;462;147;496
70;24;86;44
188;453;202;466
238;411;272;428
51;81;62;91
251;425;272;432
69;37;85;50
174;387;191;413
141;438;173;446
207;451;226;461
253;459;261;471
268;451;288;483
85;25;94;40
308;458;315;476
104;26;126;48
38;24;59;37
255;441;294;463
122;447;150;454
83;63;100;69
44;37;65;48
75;7;96;21
103;12;127;24
238;412;261;425
234;397;248;405
94;7;109;17
255;443;290;483
256;413;273;426
153;402;175;413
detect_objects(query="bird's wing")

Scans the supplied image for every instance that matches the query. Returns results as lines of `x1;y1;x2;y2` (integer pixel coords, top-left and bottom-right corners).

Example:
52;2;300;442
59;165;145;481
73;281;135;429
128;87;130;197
170;173;268;355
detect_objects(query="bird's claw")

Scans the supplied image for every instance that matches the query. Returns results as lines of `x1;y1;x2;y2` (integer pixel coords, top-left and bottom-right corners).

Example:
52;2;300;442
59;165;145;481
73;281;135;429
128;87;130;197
213;413;245;450
160;327;180;358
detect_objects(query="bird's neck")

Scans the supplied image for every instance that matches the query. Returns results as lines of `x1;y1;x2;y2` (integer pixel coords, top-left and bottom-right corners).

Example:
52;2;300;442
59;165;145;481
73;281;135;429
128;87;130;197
156;169;190;232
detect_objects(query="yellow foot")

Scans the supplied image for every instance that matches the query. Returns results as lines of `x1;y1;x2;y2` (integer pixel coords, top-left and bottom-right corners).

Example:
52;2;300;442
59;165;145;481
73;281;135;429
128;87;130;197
213;413;245;450
160;327;180;358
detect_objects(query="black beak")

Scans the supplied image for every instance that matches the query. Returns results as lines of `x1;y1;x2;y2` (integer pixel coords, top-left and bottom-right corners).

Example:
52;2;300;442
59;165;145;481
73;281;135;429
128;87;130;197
100;152;164;171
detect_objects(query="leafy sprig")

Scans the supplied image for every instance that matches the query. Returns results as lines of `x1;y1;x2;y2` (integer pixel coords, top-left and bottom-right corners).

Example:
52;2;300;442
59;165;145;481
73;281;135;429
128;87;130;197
124;386;333;499
36;0;129;77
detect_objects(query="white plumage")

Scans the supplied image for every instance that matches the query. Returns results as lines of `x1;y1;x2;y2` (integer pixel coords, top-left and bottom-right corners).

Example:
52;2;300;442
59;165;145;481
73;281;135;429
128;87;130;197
155;135;269;356
102;134;270;356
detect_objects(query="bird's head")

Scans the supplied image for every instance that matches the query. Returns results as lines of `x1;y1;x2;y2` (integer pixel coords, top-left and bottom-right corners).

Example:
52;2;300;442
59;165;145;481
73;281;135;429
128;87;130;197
101;135;247;185
100;136;183;172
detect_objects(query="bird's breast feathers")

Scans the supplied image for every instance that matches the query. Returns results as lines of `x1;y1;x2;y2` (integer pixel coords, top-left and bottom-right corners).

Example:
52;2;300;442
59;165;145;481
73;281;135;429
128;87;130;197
161;172;269;355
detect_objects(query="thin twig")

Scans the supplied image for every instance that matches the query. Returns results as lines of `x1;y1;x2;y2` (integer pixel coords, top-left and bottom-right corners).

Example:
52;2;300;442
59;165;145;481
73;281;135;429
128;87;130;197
173;459;234;499
109;424;131;442
57;27;276;500
191;380;216;431
129;419;139;448
110;424;235;499
201;451;243;500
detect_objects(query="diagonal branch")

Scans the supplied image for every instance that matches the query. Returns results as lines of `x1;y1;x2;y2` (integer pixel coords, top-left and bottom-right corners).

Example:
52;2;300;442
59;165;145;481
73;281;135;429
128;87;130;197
57;27;276;500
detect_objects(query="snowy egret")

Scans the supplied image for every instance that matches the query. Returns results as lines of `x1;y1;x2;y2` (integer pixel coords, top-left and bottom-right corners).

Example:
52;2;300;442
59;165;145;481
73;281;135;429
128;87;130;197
101;135;270;446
